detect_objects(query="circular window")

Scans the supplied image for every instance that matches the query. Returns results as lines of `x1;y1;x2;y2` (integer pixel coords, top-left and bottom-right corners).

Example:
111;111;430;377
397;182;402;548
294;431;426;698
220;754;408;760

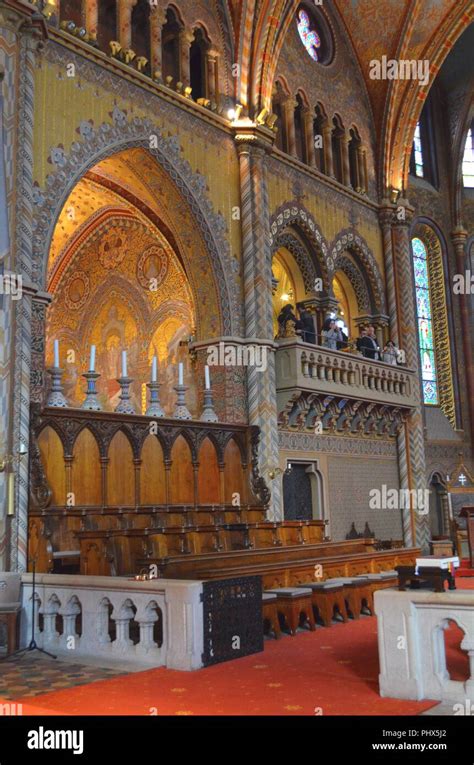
296;5;334;65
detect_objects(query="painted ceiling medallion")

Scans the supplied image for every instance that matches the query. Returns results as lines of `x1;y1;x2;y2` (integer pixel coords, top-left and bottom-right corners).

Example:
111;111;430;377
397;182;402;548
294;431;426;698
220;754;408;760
98;229;128;269
64;271;90;311
137;245;169;289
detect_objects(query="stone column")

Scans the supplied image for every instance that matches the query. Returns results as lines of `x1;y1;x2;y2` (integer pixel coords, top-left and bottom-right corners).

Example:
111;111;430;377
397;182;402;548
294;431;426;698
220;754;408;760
341;132;351;187
179;29;193;87
281;97;296;157
84;0;98;38
392;202;429;551
206;50;218;103
356;145;365;193
117;0;135;50
235;129;281;519
2;8;47;572
379;204;399;346
149;5;167;79
322;122;334;177
451;226;474;441
302;106;316;167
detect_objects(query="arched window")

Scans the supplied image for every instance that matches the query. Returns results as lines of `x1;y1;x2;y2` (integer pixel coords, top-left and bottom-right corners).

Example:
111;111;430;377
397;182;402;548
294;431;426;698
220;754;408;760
412;237;438;405
409;96;438;186
412;122;424;178
162;6;181;83
97;0;117;53
131;0;151;66
462;125;474;188
60;1;83;27
190;28;209;101
272;82;288;153
294;94;307;163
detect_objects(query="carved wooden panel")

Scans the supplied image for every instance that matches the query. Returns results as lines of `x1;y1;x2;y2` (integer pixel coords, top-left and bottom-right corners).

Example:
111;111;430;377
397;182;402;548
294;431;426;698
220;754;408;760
140;434;166;505
37;427;66;506
72;427;102;506
108;430;135;506
197;437;220;505
169;434;194;504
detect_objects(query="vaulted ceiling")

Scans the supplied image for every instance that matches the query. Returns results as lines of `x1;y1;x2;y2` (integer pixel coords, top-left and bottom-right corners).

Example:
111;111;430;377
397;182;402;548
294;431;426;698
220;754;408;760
224;0;474;192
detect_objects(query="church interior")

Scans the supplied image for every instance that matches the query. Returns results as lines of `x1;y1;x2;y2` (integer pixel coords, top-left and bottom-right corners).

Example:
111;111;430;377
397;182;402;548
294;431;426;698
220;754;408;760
0;0;473;729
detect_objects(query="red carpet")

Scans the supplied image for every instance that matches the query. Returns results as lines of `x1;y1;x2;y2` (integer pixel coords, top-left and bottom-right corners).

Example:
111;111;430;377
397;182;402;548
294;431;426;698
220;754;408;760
458;559;474;577
9;578;473;717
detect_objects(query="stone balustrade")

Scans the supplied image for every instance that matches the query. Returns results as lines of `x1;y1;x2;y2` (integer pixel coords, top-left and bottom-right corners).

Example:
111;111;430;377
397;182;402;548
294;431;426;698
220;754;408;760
276;338;418;410
20;573;204;671
375;587;474;704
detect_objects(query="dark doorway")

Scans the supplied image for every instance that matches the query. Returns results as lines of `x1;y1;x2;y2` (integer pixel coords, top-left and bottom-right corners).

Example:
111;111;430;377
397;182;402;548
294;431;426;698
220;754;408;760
283;464;313;520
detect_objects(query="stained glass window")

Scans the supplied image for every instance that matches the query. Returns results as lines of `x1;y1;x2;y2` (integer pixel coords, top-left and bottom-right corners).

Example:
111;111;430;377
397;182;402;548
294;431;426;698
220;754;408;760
412;237;438;405
297;9;321;61
462;127;474;188
413;122;424;177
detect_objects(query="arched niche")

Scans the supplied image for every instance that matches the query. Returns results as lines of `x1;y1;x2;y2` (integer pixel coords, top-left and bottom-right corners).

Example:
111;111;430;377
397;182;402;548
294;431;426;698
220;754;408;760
332;270;358;339
97;0;117;52
197;437;220;505
169;435;194;504
131;0;151;66
37;427;66;506
140;435;166;505
72;428;102;506
107;430;135;507
223;438;245;505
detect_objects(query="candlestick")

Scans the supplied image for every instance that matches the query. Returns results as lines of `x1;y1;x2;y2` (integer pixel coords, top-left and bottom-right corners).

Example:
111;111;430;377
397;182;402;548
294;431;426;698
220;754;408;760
54;339;60;369
81;371;102;411
121;350;127;378
178;362;184;386
205;364;210;390
173;383;192;420
151;356;157;383
89;345;96;372
46;366;68;408
146;381;165;418
115;376;135;414
200;386;218;423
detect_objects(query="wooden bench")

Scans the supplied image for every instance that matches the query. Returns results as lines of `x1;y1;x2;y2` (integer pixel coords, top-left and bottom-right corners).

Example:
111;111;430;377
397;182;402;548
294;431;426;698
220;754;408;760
265;587;316;635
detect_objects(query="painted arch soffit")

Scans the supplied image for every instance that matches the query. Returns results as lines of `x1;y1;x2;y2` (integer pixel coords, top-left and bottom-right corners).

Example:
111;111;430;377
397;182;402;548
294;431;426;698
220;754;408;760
32;113;241;336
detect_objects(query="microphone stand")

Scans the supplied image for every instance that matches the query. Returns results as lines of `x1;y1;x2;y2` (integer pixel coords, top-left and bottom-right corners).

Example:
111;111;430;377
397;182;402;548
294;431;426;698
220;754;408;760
1;560;57;661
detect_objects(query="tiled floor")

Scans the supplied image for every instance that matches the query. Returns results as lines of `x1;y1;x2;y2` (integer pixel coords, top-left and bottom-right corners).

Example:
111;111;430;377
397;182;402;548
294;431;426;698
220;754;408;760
0;654;126;700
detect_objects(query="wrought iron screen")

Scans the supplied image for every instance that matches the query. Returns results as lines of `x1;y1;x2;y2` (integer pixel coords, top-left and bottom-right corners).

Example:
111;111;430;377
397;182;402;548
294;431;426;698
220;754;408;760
201;576;263;666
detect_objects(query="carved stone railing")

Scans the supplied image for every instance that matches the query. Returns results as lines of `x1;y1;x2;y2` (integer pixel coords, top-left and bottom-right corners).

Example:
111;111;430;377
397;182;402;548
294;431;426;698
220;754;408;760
20;573;203;670
276;338;418;435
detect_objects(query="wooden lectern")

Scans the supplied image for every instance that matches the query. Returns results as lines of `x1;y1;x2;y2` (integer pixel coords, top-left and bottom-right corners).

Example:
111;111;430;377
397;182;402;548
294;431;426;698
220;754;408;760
460;506;474;567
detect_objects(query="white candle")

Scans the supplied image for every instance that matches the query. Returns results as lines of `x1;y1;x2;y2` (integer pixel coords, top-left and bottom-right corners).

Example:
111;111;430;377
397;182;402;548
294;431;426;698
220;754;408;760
121;350;127;378
205;364;210;390
54;339;59;368
151;356;157;382
178;362;184;386
89;345;96;372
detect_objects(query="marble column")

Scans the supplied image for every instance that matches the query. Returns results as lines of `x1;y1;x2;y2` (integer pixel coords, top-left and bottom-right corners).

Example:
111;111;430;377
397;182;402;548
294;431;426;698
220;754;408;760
235;130;280;519
206;51;218;103
84;0;98;38
0;57;10;570
179;29;193;87
392;202;429;551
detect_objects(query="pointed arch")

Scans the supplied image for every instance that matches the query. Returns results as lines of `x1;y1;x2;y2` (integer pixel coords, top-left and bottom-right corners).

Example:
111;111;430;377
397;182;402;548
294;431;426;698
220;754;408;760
329;228;387;314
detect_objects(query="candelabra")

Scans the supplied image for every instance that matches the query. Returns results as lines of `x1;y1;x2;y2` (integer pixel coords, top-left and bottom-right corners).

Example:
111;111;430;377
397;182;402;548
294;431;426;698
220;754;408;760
173;383;192;420
81;371;102;411
200;387;218;423
115;377;136;415
146;381;165;418
46;367;68;408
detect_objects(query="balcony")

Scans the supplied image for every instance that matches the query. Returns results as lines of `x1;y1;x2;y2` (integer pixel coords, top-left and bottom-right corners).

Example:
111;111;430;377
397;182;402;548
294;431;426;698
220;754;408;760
275;338;418;434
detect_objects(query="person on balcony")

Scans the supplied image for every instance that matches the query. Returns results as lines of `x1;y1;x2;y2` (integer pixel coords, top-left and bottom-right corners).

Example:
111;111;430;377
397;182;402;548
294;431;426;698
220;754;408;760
382;340;399;365
296;303;316;344
356;326;368;354
277;304;298;339
321;317;343;350
358;324;381;360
